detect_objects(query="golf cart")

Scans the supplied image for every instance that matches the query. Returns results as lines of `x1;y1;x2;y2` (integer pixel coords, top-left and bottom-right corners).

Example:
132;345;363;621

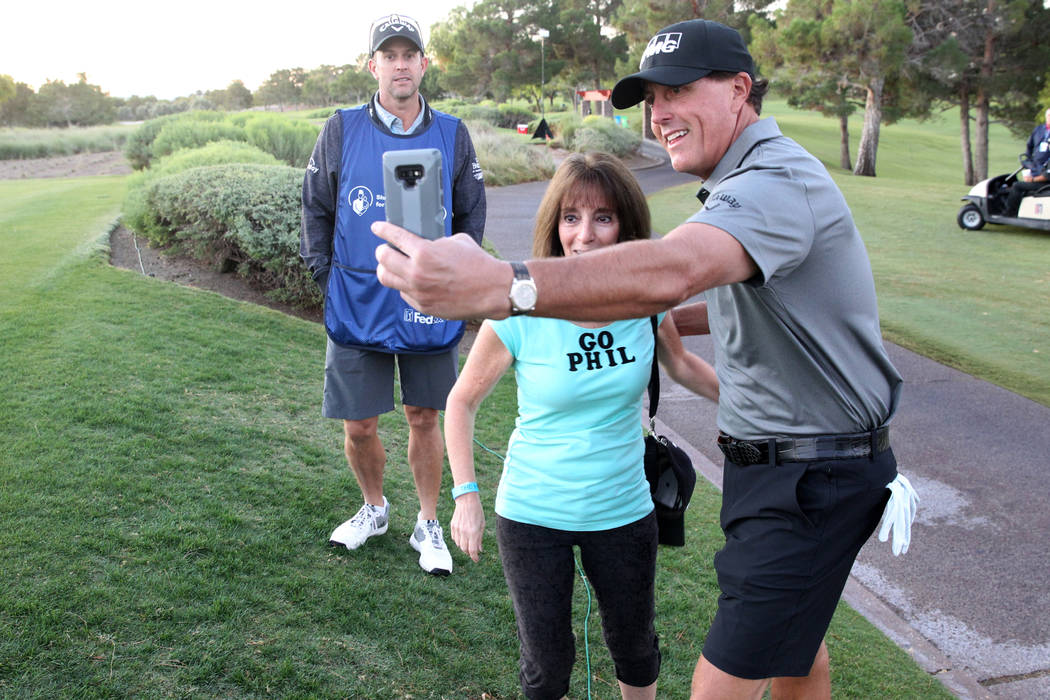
957;155;1050;231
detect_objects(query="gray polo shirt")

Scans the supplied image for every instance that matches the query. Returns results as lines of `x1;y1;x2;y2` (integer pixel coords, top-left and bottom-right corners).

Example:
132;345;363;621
689;118;902;439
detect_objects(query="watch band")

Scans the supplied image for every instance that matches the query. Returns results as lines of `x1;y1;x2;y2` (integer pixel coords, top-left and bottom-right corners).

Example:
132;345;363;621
511;261;530;282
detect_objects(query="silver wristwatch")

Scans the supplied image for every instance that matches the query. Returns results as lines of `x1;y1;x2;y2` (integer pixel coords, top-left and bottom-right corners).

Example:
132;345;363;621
508;261;537;315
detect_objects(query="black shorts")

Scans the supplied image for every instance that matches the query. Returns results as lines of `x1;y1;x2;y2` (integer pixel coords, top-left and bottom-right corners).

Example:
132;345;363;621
702;448;897;679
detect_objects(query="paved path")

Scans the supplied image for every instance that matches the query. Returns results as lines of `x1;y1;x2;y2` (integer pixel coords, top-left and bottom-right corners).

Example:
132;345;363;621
481;144;1050;699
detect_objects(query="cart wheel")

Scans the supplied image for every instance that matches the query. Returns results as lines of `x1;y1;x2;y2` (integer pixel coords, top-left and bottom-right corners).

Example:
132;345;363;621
957;204;985;231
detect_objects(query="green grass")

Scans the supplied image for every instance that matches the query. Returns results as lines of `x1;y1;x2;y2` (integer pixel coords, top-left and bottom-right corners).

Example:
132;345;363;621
0;176;952;697
649;99;1050;407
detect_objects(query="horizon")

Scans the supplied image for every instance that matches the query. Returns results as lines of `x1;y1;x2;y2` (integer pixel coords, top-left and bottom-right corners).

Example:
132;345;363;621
3;1;470;101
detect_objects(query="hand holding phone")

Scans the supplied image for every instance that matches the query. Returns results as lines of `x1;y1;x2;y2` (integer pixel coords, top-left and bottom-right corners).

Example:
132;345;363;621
383;148;445;240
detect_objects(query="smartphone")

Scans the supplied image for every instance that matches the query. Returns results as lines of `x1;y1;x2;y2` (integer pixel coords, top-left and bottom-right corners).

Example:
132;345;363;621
383;148;445;240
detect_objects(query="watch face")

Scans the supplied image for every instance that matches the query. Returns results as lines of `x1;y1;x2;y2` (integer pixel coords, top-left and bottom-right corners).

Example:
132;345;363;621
512;282;537;311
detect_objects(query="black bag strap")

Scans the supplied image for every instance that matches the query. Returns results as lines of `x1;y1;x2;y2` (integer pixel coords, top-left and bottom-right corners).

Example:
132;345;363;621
648;315;659;421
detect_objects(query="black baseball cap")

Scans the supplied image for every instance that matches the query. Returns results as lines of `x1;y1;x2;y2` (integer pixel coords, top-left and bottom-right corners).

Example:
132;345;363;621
611;19;755;109
370;14;424;54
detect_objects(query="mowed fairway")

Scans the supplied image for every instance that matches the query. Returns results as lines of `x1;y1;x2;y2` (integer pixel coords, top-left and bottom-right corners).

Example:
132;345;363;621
1;172;952;697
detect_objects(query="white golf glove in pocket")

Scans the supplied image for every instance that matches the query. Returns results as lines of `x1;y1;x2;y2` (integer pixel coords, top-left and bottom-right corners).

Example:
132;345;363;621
877;473;919;555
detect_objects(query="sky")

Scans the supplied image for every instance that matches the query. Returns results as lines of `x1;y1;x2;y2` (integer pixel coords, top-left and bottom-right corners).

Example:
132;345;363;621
4;1;471;100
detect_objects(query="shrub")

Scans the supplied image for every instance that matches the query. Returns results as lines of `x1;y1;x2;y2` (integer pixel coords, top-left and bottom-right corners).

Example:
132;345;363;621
496;104;538;130
437;102;540;130
467;120;555;187
147;140;282;177
235;113;319;167
124;111;226;170
137;163;315;307
546;114;582;150
440;102;502;126
303;107;339;119
432;98;470;113
572;115;642;157
545;114;641;157
0;125;133;160
150;120;248;161
122;141;282;236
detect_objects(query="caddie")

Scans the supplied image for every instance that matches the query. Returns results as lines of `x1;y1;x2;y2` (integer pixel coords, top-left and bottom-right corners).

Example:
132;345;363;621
300;12;486;576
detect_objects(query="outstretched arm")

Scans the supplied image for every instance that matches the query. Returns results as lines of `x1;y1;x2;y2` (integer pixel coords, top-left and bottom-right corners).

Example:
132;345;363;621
373;220;757;322
656;314;718;402
444;322;514;562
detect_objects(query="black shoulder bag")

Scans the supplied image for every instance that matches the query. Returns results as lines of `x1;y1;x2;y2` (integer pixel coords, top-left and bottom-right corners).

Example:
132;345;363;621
644;315;697;547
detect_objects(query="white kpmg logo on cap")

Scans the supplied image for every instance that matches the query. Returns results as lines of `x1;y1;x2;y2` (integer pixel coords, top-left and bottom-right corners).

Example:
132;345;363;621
640;32;682;67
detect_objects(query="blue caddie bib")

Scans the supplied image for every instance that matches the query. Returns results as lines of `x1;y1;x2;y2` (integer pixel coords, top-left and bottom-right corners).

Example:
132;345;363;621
324;106;464;353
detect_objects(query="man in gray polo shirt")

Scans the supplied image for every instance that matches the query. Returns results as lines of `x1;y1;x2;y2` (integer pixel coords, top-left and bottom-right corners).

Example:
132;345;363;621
372;18;908;698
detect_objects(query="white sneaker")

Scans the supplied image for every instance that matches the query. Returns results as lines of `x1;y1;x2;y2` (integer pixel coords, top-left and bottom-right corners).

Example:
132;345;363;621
409;515;453;576
329;497;389;550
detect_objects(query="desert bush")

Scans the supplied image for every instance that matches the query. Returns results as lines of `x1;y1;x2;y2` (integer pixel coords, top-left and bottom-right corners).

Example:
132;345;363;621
496;103;538;130
467;120;555;187
303;106;340;119
122;140;282;236
233;113;319;167
545;114;640;157
123;111;227;170
150;120;248;161
137;163;315;306
439;102;502;126
126;111;319;171
0;125;133;160
572;115;641;157
143;140;281;178
546;114;582;150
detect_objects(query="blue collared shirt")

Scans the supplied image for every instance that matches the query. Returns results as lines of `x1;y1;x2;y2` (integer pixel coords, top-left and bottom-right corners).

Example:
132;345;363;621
372;92;426;135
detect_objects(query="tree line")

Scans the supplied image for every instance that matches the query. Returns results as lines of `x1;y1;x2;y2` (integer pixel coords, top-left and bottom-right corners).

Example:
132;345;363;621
3;0;1048;182
0;73;256;126
424;0;1050;182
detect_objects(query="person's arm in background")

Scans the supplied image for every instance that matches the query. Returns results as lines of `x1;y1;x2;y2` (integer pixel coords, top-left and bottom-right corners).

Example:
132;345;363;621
300;115;342;293
656;314;718;402
444;322;514;562
1026;126;1039;163
450;120;486;244
671;301;710;336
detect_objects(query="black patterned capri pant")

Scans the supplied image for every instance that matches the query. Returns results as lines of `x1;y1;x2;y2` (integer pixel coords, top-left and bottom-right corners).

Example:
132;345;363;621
496;512;661;700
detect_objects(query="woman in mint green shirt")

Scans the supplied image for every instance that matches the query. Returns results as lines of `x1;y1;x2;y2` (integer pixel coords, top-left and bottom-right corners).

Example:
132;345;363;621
444;153;718;700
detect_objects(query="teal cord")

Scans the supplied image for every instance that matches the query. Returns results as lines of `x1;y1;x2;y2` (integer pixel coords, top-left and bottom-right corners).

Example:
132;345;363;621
448;412;595;699
575;555;594;700
471;435;506;461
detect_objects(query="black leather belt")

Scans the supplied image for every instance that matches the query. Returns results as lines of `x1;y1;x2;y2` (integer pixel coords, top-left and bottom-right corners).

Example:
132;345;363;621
717;427;890;466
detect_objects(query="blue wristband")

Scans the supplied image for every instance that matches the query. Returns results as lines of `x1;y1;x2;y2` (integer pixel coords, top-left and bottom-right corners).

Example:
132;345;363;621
451;482;479;500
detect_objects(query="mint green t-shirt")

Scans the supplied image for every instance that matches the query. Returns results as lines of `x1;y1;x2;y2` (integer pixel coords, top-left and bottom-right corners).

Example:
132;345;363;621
488;314;663;531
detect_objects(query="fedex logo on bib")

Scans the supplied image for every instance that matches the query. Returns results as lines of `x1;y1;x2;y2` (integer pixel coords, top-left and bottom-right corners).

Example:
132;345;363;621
641;33;682;66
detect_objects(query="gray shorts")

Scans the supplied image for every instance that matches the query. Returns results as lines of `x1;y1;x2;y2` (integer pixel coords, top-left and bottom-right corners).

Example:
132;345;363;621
322;338;459;420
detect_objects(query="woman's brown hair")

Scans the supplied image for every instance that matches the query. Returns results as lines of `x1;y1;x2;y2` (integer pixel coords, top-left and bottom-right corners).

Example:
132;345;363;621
531;152;652;258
